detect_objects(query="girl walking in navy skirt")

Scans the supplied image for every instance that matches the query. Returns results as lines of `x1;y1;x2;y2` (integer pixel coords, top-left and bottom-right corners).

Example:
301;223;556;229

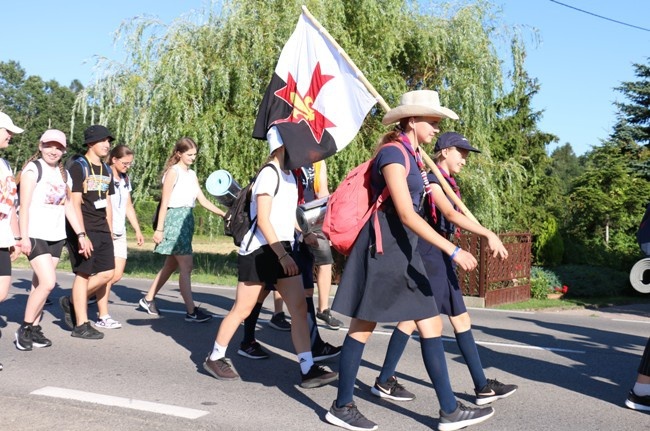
325;91;494;431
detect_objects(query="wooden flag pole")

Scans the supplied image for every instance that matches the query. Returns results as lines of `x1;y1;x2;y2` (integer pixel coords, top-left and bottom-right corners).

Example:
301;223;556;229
301;5;480;225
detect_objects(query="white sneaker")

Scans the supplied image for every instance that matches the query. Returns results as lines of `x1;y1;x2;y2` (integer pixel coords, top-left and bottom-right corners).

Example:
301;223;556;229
94;316;122;329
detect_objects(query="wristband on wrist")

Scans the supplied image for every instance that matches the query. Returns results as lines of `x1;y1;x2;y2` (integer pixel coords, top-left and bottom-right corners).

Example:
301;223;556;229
450;246;461;260
14;236;22;241
155;229;163;232
278;253;289;261
77;232;86;238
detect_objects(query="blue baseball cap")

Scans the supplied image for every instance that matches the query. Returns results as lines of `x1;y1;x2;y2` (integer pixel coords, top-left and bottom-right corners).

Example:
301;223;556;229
434;132;480;153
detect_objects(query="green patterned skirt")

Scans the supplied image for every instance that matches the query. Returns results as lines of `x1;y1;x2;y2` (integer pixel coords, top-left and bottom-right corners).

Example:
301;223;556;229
154;207;194;255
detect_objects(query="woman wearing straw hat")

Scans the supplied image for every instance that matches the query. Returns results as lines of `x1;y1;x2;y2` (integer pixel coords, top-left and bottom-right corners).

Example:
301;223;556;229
371;131;517;407
325;90;494;431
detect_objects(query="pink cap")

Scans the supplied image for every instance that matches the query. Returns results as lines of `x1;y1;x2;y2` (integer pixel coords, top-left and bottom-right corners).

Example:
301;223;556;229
40;129;67;148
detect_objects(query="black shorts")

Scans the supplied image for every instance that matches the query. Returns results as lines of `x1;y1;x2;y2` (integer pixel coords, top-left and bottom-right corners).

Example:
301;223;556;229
67;230;115;275
28;238;65;261
0;248;11;276
306;236;334;266
238;241;298;284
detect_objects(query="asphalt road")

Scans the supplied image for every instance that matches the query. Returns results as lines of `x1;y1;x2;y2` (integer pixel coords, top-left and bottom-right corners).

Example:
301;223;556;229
1;268;649;431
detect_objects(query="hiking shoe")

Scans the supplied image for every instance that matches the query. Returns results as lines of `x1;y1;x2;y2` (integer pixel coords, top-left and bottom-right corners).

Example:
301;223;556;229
325;401;378;431
300;364;338;389
313;341;342;362
31;325;52;348
59;296;76;330
268;312;291;331
71;322;104;340
438;401;494;431
15;325;33;351
625;389;650;411
316;308;343;330
237;341;270;359
475;378;518;405
185;307;212;323
94;316;122;329
139;297;160;316
203;357;240;381
370;376;415;401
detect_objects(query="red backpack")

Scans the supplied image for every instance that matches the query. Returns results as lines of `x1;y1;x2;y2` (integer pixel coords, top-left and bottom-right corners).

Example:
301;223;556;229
323;142;410;255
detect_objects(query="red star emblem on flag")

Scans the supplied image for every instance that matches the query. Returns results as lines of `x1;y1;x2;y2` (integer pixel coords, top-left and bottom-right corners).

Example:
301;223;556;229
272;63;336;143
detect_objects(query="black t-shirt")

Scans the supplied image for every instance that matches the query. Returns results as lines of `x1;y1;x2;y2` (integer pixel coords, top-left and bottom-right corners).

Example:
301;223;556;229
69;157;115;232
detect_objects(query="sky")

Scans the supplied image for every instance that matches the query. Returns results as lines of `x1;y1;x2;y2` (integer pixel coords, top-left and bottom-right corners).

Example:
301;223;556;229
1;0;649;156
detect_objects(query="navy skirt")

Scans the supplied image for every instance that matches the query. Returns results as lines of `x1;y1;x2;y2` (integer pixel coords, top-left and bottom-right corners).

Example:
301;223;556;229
332;209;439;323
417;240;467;317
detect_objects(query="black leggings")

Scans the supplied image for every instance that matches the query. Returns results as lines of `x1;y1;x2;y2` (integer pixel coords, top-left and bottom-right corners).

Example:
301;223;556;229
639;337;650;377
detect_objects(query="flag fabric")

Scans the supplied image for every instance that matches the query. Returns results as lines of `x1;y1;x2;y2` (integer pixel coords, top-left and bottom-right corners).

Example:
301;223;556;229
253;13;377;170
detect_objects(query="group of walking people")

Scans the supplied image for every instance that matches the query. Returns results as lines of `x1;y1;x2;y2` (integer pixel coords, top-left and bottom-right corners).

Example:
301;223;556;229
0;90;520;431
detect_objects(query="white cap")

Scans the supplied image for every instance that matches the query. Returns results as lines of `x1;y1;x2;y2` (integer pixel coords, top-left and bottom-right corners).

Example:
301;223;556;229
267;126;284;155
0;112;24;134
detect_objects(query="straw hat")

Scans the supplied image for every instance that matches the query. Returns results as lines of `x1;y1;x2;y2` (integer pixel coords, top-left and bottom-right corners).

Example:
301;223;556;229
382;90;458;125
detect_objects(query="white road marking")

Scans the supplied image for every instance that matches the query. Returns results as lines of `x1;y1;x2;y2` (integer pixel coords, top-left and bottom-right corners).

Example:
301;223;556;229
31;386;209;419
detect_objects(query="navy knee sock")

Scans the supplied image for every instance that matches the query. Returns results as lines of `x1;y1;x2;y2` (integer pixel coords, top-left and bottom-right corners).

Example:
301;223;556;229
242;302;263;344
336;335;365;408
456;329;487;390
421;336;457;414
378;327;410;383
306;296;323;348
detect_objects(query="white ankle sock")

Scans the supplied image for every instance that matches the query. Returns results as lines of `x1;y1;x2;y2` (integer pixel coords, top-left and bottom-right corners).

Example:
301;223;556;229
209;342;227;361
633;382;650;396
298;351;314;374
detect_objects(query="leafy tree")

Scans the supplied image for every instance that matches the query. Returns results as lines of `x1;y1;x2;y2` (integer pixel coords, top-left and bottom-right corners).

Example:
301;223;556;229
74;0;536;236
0;61;84;168
615;59;650;145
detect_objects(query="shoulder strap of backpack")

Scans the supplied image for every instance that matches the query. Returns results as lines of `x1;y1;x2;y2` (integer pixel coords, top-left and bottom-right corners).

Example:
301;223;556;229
34;159;43;183
371;142;411;254
244;163;281;251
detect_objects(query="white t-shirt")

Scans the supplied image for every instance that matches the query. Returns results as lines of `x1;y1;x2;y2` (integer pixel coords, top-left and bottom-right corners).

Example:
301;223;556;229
164;165;199;208
0;158;17;247
239;163;298;255
24;160;72;241
111;173;132;235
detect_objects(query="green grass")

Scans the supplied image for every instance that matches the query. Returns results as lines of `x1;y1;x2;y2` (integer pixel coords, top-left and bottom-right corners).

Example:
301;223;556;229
13;234;239;287
495;295;650;311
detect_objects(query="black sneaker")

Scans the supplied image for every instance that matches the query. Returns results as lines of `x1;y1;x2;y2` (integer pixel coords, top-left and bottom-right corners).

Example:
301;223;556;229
71;322;104;339
438;401;494;431
325;401;378;431
625;389;650;411
316;308;343;330
370;376;415;401
139;297;160;316
14;325;33;351
237;341;270;359
300;364;338;389
59;296;76;330
475;378;518;405
313;341;342;362
32;325;52;348
185;307;212;323
87;295;98;305
268;312;291;331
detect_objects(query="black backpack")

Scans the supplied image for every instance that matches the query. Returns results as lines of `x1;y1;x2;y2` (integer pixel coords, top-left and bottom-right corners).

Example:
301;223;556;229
224;164;280;249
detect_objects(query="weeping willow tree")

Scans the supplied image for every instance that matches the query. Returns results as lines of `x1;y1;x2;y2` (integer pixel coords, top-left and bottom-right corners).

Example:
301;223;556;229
73;0;549;233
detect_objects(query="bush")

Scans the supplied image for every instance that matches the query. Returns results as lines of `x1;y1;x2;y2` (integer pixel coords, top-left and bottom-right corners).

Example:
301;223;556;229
552;264;631;297
530;266;562;299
